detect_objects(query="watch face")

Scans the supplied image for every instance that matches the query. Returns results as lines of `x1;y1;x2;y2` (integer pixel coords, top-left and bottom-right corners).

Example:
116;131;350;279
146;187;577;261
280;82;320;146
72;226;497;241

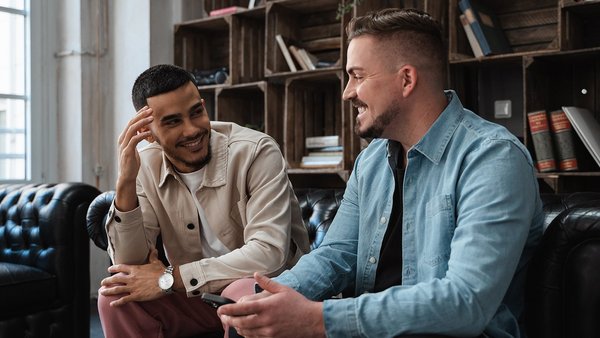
158;272;174;290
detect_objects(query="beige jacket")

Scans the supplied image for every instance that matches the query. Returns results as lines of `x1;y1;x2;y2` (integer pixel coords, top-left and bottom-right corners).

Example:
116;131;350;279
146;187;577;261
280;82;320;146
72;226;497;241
106;122;309;295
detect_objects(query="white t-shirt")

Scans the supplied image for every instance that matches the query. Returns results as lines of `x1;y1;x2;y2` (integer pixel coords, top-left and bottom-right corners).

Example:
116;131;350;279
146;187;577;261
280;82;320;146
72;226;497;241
177;168;230;258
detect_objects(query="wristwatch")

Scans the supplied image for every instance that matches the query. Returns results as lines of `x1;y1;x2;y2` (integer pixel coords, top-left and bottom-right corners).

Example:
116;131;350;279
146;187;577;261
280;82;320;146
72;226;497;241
158;265;174;293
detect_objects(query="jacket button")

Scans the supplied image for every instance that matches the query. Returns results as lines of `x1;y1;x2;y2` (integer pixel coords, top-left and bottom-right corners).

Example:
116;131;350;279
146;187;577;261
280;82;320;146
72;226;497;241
190;278;198;286
379;217;386;224
187;223;195;230
114;216;121;223
369;257;377;264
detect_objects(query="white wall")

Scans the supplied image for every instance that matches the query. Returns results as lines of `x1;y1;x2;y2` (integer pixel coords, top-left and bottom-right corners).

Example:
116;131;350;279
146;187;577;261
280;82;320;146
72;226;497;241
46;0;204;297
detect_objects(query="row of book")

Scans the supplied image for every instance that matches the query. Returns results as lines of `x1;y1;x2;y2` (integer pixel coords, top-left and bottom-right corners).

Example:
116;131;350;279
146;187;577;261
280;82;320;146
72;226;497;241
458;0;511;57
300;135;343;169
275;34;337;72
528;107;600;173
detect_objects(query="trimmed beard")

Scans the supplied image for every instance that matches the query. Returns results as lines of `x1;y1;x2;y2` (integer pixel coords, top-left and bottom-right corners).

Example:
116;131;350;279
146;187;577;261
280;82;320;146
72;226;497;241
354;98;400;139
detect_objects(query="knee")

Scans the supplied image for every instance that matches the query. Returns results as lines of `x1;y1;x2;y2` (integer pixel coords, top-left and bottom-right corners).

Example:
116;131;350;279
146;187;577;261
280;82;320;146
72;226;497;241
97;292;119;315
221;277;256;301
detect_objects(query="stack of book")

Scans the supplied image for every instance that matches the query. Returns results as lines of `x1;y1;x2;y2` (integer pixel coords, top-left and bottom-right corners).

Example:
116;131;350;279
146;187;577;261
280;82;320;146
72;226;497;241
301;135;343;169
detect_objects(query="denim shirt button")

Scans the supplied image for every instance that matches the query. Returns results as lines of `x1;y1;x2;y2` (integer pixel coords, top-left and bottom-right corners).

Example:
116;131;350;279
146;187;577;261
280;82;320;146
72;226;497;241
379;217;386;224
369;256;377;264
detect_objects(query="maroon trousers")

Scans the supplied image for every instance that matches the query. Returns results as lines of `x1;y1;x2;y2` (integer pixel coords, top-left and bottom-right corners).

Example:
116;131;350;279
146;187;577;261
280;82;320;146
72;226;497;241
98;278;256;338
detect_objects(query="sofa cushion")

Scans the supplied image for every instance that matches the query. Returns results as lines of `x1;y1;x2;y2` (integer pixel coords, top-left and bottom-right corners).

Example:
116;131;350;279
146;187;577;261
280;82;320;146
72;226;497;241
0;262;57;318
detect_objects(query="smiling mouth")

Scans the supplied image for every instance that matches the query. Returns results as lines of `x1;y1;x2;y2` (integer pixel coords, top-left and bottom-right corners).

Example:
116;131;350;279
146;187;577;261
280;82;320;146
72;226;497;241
177;132;207;150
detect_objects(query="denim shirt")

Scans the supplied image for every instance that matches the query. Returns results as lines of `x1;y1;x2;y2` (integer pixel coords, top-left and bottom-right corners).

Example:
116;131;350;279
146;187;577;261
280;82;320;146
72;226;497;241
275;91;544;338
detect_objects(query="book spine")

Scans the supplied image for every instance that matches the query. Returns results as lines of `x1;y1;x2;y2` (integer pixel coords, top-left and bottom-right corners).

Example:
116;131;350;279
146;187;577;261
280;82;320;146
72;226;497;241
459;14;483;58
288;45;309;71
527;110;556;172
549;109;578;171
209;6;244;16
459;1;492;55
275;35;297;72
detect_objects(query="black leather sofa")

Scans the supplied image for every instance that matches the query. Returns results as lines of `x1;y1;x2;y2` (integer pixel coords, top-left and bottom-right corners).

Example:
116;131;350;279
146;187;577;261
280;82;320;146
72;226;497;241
86;189;600;338
0;183;100;338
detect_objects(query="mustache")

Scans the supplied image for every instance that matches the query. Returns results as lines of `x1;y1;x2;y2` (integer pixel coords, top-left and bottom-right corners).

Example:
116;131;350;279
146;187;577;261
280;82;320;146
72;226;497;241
176;130;209;146
352;99;367;108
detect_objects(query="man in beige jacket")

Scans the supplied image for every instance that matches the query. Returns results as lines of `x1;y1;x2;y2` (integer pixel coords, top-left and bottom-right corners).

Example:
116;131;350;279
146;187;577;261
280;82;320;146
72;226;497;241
97;64;309;338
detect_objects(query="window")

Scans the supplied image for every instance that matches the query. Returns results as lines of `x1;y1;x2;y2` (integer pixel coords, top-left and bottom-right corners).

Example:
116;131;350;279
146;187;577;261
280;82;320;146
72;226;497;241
0;0;27;180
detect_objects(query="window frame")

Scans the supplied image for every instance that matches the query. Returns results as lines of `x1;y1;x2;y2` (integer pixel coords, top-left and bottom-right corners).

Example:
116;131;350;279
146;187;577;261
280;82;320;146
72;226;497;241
0;0;55;183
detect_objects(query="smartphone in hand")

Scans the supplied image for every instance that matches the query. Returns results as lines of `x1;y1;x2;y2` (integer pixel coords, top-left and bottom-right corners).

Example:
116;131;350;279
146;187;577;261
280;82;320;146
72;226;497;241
201;293;235;308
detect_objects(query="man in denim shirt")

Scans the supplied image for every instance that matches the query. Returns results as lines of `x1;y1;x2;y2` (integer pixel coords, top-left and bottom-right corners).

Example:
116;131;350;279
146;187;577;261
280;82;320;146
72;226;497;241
219;8;544;338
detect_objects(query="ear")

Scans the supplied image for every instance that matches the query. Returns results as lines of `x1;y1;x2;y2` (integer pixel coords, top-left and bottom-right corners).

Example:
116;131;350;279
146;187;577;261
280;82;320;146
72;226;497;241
397;65;417;98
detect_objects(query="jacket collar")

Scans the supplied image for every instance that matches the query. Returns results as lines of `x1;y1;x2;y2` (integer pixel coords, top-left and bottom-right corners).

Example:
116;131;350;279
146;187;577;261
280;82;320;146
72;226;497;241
158;128;228;188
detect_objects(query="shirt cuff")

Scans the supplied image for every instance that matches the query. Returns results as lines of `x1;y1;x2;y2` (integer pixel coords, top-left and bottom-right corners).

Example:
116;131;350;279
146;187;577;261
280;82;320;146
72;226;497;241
273;270;301;290
108;201;143;229
179;260;207;297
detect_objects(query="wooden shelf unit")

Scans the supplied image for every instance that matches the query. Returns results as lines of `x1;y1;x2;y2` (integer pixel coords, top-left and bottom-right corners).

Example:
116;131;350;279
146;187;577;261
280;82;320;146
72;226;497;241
448;0;600;193
174;0;600;191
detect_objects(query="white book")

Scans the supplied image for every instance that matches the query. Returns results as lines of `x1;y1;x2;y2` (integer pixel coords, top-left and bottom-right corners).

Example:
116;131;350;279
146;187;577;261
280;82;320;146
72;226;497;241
275;34;297;72
300;155;342;168
305;135;340;149
460;14;484;58
298;48;317;70
562;106;600;167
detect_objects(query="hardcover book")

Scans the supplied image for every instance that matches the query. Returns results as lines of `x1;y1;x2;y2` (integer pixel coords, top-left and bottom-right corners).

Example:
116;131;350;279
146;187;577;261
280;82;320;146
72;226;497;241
459;14;483;58
305;135;340;149
527;110;556;172
562;106;600;168
300;155;343;169
288;45;309;71
549;109;578;171
458;0;511;56
275;34;297;72
298;48;318;70
209;6;245;17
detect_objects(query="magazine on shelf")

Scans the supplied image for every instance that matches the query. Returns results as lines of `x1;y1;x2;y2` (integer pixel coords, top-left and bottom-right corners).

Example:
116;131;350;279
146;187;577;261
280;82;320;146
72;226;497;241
562;106;600;167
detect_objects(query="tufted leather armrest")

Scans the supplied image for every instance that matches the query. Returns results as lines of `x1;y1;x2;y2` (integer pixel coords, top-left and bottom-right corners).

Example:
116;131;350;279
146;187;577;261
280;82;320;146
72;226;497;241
526;192;600;338
0;182;100;338
86;191;114;251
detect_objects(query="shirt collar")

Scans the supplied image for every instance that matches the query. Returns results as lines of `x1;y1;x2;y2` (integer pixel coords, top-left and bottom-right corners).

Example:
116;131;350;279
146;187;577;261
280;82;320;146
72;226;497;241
158;127;228;188
409;90;464;165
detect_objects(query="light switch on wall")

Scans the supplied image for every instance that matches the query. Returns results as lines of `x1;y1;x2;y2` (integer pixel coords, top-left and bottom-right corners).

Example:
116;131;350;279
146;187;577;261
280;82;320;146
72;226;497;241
494;100;512;119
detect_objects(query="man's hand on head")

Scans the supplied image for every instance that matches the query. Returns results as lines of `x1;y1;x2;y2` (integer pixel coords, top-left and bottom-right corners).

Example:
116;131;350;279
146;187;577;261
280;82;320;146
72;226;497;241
115;106;154;212
218;272;326;338
99;248;169;306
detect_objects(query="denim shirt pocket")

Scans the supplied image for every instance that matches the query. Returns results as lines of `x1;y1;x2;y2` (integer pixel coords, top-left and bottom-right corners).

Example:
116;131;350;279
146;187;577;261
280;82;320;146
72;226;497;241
422;195;455;272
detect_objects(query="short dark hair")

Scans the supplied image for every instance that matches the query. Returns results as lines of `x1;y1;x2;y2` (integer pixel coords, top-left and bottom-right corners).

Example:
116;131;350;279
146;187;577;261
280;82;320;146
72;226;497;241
346;8;446;80
131;64;198;111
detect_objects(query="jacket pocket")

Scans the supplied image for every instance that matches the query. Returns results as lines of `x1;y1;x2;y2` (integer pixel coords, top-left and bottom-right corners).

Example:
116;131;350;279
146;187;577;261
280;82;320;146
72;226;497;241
230;196;248;227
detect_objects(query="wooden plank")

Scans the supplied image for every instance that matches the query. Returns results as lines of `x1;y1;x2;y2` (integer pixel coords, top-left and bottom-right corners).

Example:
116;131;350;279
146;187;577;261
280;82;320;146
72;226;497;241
500;7;557;30
485;0;557;15
294;86;305;163
300;10;338;27
300;23;341;41
302;37;341;52
505;25;556;47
